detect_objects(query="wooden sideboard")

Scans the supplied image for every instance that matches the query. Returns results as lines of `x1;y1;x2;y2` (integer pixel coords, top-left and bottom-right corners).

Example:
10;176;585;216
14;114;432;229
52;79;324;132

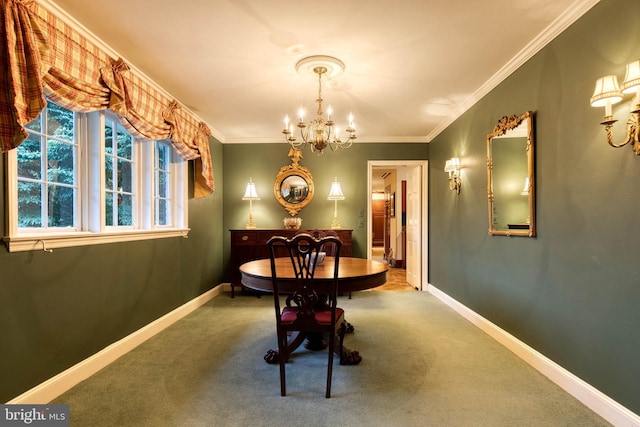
229;229;353;297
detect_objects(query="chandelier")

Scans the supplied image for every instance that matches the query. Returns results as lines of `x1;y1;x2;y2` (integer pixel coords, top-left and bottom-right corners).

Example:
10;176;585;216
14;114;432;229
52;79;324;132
282;56;356;155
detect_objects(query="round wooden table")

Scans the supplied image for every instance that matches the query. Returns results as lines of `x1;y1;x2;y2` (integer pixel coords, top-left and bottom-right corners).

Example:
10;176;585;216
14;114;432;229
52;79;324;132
240;257;388;365
240;257;388;293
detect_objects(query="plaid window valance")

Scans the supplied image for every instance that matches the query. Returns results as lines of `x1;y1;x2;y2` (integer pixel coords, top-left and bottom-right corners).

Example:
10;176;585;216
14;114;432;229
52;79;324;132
0;0;214;196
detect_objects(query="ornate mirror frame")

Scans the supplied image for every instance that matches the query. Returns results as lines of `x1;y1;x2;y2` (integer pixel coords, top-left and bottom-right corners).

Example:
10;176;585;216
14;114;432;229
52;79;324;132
274;149;314;216
487;111;536;237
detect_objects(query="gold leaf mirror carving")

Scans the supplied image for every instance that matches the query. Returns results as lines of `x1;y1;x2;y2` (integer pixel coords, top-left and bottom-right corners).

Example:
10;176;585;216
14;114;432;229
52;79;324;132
487;111;536;237
274;149;314;216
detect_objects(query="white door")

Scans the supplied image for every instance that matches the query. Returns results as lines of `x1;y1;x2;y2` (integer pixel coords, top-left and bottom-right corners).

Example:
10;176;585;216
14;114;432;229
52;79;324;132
406;165;422;289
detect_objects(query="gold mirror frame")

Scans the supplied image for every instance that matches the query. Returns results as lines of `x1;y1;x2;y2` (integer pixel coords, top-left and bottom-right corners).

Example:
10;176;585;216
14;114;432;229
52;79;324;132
487;111;536;237
274;149;314;216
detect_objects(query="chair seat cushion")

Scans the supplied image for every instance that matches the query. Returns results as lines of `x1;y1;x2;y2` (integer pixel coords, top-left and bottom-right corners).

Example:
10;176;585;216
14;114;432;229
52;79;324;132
281;306;344;324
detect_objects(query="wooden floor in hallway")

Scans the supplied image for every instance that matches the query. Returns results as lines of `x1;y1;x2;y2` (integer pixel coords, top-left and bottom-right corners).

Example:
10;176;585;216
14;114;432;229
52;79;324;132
370;247;416;291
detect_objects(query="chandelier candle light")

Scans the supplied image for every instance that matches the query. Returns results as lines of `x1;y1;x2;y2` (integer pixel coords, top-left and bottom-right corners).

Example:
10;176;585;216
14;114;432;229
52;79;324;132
242;177;260;229
282;56;356;155
327;177;345;229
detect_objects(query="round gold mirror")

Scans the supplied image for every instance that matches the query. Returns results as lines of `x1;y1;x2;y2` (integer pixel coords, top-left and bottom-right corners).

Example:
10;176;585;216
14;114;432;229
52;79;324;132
274;149;314;216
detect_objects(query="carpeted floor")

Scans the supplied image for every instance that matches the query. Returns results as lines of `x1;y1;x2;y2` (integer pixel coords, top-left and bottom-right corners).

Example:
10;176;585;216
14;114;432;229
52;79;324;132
52;290;609;426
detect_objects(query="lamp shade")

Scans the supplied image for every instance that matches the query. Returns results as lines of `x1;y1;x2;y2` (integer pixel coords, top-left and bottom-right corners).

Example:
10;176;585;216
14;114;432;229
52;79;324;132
327;177;345;200
622;59;640;94
242;178;260;200
590;75;623;107
444;157;461;172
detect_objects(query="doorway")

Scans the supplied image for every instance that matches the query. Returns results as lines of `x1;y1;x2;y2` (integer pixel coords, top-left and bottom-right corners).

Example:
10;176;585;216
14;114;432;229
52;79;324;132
367;161;428;291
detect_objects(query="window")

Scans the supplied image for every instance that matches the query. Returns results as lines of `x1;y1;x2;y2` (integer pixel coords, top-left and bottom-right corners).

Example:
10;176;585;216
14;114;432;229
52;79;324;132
4;101;189;252
19;101;78;230
154;141;172;227
104;116;135;228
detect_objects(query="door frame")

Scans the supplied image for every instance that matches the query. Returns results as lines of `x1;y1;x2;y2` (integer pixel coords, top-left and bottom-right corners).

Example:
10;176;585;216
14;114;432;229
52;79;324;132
367;160;428;290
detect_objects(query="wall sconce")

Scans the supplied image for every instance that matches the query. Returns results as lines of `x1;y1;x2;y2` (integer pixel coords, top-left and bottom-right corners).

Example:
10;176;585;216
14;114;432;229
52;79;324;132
590;59;640;154
444;157;461;194
327;177;345;229
242;177;260;229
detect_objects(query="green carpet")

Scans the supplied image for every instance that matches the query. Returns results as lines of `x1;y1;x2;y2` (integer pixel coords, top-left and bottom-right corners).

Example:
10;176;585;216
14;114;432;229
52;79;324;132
53;290;609;426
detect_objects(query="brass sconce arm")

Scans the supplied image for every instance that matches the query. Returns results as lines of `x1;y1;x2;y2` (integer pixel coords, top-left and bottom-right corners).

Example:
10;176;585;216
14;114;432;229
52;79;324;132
601;108;640;154
444;157;462;194
448;174;461;193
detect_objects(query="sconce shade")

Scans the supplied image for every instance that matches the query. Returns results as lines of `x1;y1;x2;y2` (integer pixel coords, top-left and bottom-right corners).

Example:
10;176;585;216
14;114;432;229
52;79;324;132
444;157;461;172
327;178;345;200
590;75;623;107
242;178;260;200
622;60;640;94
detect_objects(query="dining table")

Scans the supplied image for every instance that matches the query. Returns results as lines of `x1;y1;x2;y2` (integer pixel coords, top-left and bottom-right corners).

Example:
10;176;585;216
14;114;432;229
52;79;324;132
239;257;388;365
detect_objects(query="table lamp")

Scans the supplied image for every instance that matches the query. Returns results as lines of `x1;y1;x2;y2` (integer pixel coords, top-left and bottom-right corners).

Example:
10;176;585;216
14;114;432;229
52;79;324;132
242;177;260;229
327;177;345;229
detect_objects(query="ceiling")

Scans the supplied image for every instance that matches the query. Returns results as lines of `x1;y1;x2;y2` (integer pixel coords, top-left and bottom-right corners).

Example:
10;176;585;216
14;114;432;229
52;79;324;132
47;0;597;144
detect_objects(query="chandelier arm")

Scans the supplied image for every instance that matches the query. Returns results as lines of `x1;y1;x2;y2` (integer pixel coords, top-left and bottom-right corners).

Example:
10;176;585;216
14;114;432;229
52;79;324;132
340;139;353;149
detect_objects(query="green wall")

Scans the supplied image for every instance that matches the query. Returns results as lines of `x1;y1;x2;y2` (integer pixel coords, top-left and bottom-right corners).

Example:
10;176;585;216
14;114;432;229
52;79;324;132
3;0;639;416
429;0;640;413
221;142;428;278
0;137;225;402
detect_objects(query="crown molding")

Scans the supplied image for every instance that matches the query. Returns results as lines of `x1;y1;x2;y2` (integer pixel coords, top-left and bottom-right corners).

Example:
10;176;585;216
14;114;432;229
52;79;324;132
425;0;602;142
222;136;428;144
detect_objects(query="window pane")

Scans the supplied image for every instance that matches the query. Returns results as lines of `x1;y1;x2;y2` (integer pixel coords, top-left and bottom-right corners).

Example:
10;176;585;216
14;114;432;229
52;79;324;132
118;194;133;226
105;123;114;153
47;140;75;185
48;185;74;227
158;171;168;197
47;101;74;142
18;181;42;227
118;159;132;192
24;114;41;132
117;128;132;159
17;136;42;180
105;157;114;189
105;192;114;226
157;143;168;170
156;199;168;225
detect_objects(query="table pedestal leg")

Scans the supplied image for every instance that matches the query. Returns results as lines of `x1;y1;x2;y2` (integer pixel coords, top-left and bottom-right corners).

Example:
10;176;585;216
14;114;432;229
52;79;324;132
263;322;361;365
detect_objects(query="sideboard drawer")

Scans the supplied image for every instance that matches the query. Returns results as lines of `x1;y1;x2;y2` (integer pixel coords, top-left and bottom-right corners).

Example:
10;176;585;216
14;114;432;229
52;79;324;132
231;231;257;245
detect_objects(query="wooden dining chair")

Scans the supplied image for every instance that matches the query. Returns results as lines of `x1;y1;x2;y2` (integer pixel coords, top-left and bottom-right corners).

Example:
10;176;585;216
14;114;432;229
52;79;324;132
267;233;345;398
302;229;351;298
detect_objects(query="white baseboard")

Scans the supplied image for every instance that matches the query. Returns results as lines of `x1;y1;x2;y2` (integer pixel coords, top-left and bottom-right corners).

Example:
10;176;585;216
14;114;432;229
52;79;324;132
427;283;640;427
8;284;228;404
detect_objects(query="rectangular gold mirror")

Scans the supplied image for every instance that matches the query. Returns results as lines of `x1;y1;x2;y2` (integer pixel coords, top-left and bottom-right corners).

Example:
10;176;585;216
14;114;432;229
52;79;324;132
487;111;535;237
